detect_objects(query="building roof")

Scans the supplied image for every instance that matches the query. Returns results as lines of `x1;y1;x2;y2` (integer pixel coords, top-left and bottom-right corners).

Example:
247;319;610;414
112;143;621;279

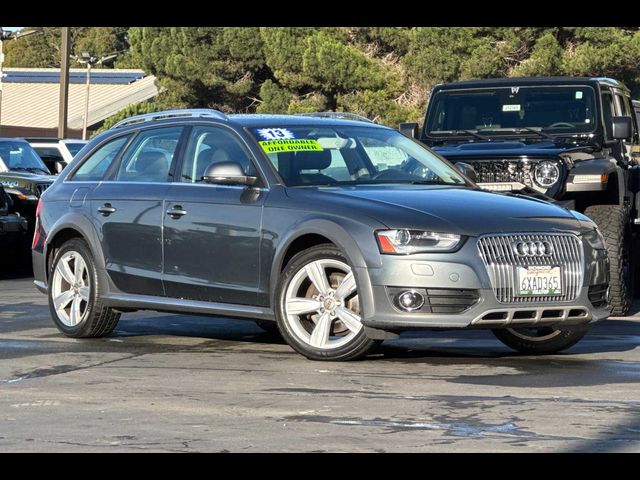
0;68;158;130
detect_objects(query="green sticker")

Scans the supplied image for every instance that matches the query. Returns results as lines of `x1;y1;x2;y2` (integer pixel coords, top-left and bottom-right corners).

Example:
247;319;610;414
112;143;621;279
259;139;324;153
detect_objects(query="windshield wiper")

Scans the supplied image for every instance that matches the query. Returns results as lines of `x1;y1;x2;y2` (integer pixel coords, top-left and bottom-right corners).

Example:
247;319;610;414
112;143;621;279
11;166;50;174
434;130;490;141
513;127;556;141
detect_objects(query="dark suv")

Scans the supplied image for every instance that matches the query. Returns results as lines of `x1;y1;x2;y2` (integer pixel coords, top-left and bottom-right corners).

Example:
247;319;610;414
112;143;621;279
33;109;609;360
402;77;639;315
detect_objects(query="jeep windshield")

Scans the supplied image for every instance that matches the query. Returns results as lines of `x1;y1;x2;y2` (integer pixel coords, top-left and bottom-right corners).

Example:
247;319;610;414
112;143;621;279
0;140;51;175
425;85;598;139
250;125;467;187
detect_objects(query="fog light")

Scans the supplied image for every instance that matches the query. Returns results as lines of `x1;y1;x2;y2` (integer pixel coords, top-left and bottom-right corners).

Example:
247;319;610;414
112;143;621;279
397;290;425;312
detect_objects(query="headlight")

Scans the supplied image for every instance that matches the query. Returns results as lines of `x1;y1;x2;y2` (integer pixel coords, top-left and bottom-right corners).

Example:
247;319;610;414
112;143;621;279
582;227;606;250
533;161;560;187
376;229;462;254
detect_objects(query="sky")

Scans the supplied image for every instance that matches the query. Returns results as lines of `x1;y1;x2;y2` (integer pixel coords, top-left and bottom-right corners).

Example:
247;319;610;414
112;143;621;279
2;27;22;31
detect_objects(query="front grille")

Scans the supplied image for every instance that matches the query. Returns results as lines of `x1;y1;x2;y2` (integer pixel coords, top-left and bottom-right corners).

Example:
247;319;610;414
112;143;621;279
588;284;608;309
35;183;50;197
387;287;480;314
477;233;583;304
466;159;552;186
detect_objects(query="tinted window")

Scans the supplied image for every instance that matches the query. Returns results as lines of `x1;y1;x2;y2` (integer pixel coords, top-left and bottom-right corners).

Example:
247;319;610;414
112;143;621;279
33;146;64;163
65;143;86;156
115;127;183;182
426;86;597;135
180;126;255;183
601;93;615;139
72;136;130;181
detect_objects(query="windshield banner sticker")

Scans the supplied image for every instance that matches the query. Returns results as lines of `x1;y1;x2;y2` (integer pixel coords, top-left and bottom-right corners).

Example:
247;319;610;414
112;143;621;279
259;139;324;153
256;128;295;140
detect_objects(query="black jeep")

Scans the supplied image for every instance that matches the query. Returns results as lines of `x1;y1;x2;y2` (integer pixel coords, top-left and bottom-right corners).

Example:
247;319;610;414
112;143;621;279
0;138;55;237
402;77;639;315
0;183;28;268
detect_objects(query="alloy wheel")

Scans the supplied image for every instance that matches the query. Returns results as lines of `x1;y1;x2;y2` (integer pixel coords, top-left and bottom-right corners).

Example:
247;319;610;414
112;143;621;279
51;250;90;327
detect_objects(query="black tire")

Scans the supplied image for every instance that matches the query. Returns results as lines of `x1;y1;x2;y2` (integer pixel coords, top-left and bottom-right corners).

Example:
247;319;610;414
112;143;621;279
492;327;588;354
255;320;280;334
584;204;633;316
48;238;120;338
275;244;380;361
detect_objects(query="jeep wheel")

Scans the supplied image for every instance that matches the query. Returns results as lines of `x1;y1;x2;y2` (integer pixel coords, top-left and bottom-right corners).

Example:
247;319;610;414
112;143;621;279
492;327;588;354
584;204;633;316
48;238;121;337
275;244;380;361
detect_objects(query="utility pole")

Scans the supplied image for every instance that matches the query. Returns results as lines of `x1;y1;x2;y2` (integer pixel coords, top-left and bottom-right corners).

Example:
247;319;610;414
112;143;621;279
0;27;38;132
73;52;117;140
58;27;70;139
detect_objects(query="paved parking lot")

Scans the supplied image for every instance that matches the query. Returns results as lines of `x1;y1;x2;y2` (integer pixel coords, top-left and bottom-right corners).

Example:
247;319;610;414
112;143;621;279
1;271;639;452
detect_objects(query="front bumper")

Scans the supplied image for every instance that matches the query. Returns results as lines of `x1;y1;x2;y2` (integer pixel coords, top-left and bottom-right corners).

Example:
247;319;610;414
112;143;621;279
358;235;610;331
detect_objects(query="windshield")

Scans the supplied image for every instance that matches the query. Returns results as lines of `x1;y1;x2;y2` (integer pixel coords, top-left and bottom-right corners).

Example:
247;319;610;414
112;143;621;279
65;142;86;156
250;125;467;187
426;85;597;137
0;140;51;174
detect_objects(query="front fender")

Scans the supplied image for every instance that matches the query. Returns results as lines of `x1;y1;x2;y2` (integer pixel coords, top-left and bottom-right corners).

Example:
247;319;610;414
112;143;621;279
268;214;384;308
566;158;617;193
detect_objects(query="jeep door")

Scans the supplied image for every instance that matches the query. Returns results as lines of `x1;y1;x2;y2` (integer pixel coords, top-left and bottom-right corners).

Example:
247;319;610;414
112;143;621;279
89;126;186;295
162;125;265;305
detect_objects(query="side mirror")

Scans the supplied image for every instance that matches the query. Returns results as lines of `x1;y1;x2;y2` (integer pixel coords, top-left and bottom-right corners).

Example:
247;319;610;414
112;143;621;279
398;122;419;139
611;116;632;140
454;162;478;183
54;161;66;174
202;161;257;186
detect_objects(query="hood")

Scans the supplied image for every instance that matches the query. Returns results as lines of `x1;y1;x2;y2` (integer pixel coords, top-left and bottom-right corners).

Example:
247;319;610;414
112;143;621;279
432;140;574;160
285;185;586;237
0;171;55;183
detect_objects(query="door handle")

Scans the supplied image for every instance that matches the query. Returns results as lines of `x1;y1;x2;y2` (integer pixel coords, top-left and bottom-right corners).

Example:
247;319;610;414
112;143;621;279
166;206;187;218
97;204;116;216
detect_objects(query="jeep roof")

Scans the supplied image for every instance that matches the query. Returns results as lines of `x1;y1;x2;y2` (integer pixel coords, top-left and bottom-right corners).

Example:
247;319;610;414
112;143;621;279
433;76;630;93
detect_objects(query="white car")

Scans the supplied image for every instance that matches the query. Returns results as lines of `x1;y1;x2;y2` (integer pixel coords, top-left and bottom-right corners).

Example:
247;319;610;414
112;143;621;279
27;138;88;174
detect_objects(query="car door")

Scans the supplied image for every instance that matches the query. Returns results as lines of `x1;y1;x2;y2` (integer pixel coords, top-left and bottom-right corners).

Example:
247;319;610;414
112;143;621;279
90;125;185;296
162;124;266;305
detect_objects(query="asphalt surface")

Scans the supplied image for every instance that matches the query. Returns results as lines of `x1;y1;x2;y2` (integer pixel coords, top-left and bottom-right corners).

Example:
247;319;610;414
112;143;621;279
1;269;640;452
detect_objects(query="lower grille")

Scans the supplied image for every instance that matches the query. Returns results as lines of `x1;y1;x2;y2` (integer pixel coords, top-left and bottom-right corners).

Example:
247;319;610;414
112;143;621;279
387;287;480;314
477;233;584;304
588;284;608;308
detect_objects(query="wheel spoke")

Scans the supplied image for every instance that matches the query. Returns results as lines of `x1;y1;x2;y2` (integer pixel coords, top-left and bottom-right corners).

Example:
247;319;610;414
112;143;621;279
335;306;362;334
305;261;331;295
78;286;90;302
335;271;356;300
70;296;82;326
309;312;333;348
286;297;321;315
74;255;87;284
56;258;75;285
54;290;75;311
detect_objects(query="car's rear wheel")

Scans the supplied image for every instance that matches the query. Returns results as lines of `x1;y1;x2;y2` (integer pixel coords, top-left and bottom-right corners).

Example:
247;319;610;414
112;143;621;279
275;244;380;361
48;238;120;337
492;326;588;354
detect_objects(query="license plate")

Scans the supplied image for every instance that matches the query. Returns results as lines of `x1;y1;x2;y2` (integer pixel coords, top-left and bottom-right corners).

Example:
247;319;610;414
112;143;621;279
516;266;562;296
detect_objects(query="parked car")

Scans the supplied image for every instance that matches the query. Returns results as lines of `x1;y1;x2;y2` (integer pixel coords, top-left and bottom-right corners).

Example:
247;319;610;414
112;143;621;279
0;138;55;237
27;138;89;175
401;77;639;316
0;183;28;265
32;109;609;361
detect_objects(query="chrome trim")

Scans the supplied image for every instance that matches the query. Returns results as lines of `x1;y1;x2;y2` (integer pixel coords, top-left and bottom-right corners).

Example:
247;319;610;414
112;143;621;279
477;233;584;304
471;306;591;326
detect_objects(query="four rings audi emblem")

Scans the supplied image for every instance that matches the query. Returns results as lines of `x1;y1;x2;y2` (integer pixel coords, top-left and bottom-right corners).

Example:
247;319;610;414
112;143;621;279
512;240;553;257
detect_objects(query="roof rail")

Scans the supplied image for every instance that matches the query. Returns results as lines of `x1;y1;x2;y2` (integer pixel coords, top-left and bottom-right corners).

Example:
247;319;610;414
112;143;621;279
294;112;375;124
112;109;228;129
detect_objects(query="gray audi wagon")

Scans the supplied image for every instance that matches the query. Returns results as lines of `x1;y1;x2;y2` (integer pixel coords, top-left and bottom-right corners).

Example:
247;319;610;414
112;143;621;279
32;110;610;360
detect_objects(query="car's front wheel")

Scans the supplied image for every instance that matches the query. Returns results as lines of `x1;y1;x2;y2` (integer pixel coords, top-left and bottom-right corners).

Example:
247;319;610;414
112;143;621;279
492;326;588;354
48;238;120;337
275;244;380;361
